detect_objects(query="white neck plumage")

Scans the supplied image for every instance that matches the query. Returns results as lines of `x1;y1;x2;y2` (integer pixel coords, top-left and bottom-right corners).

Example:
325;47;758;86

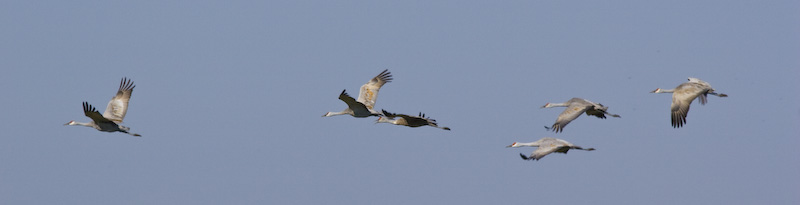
507;142;539;148
322;111;348;117
375;117;398;124
65;121;93;127
542;102;569;108
650;88;675;93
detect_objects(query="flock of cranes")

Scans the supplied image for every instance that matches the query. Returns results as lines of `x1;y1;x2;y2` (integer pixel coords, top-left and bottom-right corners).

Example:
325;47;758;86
509;76;727;160
64;71;728;161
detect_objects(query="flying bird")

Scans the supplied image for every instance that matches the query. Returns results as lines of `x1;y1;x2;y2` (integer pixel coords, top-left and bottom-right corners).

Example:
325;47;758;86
506;137;595;161
376;109;451;130
323;69;392;118
65;78;141;137
542;98;620;133
651;77;728;128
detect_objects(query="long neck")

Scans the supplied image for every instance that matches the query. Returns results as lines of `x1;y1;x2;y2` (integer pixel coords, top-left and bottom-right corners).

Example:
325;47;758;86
69;121;94;127
516;142;540;147
377;117;401;125
545;102;569;108
375;117;397;124
654;88;675;93
323;111;349;117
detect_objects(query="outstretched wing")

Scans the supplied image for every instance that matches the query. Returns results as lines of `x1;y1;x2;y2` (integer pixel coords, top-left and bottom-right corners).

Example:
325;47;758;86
103;77;135;123
397;114;430;127
549;103;591;133
585;104;621;118
671;96;691;128
585;107;608;119
670;83;704;128
381;109;398;118
84;102;113;123
530;143;560;160
357;69;392;110
339;90;371;115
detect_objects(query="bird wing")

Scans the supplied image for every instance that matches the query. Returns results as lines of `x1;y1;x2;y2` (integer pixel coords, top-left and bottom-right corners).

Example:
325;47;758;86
381;109;398;118
357;69;392;110
552;138;574;154
530;142;560;160
585;103;621;118
84;102;113;123
398;114;430;127
585;107;608;119
697;91;708;105
670;83;703;128
550;103;591;132
102;78;135;123
339;90;371;115
687;79;712;105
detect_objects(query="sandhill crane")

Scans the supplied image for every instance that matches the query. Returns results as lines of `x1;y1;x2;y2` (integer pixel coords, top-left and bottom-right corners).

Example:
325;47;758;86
542;98;620;133
376;109;451;130
651;77;728;128
65;78;141;137
506;137;595;161
323;69;392;118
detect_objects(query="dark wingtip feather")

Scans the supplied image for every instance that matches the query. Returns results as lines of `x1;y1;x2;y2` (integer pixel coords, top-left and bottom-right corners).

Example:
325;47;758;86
548;124;563;133
377;69;393;82
82;101;97;112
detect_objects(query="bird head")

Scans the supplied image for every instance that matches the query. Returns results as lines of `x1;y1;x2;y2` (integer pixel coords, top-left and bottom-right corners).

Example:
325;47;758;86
64;120;76;126
321;112;331;117
506;142;520;148
650;88;662;93
541;103;551;108
375;116;391;124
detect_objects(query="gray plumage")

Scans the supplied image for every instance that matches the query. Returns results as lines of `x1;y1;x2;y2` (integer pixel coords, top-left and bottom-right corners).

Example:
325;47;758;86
651;77;728;128
542;98;621;133
376;109;450;130
506;137;595;161
65;78;140;137
323;69;393;118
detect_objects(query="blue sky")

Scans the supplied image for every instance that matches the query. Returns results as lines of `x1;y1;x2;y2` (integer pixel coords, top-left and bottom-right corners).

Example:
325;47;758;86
1;0;798;204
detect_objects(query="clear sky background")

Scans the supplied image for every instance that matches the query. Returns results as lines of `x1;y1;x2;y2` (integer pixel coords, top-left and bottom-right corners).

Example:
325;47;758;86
1;1;798;204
